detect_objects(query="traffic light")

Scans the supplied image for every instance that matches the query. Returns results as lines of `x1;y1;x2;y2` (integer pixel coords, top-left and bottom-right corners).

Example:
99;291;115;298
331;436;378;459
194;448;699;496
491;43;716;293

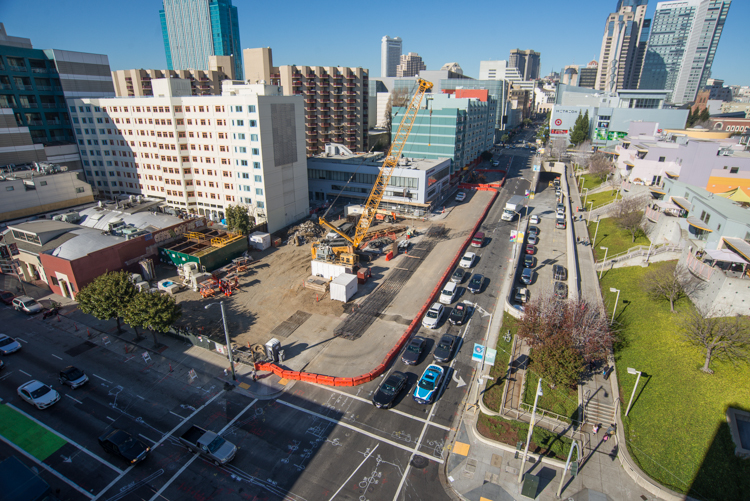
570;462;579;477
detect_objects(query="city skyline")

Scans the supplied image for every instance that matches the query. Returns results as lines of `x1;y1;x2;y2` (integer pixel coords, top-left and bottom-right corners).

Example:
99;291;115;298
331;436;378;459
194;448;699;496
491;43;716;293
0;0;747;86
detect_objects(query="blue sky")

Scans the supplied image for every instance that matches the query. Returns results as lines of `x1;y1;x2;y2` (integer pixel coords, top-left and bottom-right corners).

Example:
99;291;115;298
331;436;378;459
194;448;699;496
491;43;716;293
1;0;747;86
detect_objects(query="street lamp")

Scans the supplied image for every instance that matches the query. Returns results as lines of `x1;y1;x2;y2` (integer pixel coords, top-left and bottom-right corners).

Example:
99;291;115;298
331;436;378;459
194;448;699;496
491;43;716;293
599;247;608;279
609;287;621;325
592;215;602;248
580;176;586;192
587;201;594;222
582;188;589;209
518;378;543;483
205;301;237;381
625;367;642;417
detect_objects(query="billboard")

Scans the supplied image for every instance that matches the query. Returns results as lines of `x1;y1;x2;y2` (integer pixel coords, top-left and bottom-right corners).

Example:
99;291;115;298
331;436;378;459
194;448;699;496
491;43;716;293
594;128;628;141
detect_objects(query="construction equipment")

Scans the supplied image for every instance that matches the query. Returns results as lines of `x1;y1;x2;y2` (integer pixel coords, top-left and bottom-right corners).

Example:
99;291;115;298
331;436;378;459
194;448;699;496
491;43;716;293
312;78;434;266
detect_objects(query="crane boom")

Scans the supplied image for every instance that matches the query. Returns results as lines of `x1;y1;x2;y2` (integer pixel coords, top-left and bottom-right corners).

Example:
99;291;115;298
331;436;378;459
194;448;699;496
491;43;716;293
318;78;433;249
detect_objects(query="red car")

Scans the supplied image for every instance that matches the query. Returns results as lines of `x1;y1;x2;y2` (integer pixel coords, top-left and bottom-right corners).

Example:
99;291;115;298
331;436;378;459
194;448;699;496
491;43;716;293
525;245;537;255
0;291;15;306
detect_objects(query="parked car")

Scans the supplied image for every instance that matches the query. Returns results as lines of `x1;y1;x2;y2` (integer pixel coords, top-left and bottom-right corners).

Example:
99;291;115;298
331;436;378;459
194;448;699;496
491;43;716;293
433;334;457;363
521;268;534;285
554;281;568;299
372;371;408;409
450;268;465;283
527;226;539;237
449;304;469;325
455;192;466;202
515;287;529;304
468;274;484;294
527;234;538;245
523;255;536;268
59;366;89;389
439;282;458;305
413;364;445;404
401;336;426;365
556;203;566;214
556;218;566;229
0;334;22;355
552;265;568;281
17;380;60;410
0;290;15;306
530;215;540;224
12;296;43;315
99;429;151;464
459;252;476;268
422;303;444;329
525;245;537;255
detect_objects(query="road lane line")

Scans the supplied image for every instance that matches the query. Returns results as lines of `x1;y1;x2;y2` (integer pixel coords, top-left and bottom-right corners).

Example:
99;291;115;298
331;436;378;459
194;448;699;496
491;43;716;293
139;433;157;444
0;433;94;499
93;389;226;501
136;395;145;400
169;410;184;419
106;416;115;421
316;385;451;431
277;399;444;464
329;444;378;501
65;394;83;405
51;354;63;360
147;456;199;501
218;398;257;434
16;337;28;343
6;403;124;475
19;369;31;377
92;374;111;383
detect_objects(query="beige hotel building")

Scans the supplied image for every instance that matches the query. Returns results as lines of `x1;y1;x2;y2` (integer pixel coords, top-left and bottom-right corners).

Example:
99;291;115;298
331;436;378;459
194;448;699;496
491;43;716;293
66;78;309;233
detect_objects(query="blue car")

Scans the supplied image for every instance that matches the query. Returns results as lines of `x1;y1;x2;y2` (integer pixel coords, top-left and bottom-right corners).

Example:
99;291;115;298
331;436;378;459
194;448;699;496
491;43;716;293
413;364;445;404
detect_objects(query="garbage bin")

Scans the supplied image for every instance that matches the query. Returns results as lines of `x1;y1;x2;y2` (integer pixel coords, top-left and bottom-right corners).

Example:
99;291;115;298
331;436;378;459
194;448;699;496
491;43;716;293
265;338;281;362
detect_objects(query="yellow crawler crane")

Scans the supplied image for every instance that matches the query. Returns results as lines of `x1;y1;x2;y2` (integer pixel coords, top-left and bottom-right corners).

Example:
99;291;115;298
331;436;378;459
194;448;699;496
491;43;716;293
312;78;433;265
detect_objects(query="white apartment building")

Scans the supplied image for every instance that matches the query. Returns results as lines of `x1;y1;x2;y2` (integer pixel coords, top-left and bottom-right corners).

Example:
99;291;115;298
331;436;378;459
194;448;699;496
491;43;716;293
67;79;309;233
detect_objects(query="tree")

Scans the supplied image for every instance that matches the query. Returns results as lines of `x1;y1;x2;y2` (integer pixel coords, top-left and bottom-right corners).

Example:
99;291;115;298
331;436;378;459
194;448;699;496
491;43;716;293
518;290;615;387
680;305;749;374
225;205;252;235
76;270;137;333
698;108;710;123
686;108;699;128
537;112;550;144
569;110;590;145
384;88;412;145
640;261;701;313
480;150;493;162
522;118;532;128
501;134;510;144
124;291;182;347
613;195;647;242
587;152;612;182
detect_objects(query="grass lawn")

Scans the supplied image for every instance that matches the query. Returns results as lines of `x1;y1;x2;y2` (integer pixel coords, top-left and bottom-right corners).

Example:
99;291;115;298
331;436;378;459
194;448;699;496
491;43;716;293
477;413;573;460
577;173;606;191
482;312;517;411
601;263;750;500
580;189;623;211
522;361;580;424
587;214;650;260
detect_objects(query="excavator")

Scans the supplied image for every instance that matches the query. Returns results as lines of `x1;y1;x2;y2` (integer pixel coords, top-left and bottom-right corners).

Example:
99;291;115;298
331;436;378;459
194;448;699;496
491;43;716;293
311;78;433;266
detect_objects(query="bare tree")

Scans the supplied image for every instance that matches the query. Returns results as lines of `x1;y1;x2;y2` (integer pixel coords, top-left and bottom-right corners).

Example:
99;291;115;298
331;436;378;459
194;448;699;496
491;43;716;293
613;195;647;242
548;137;567;161
681;305;750;374
383;87;412;144
641;261;702;313
587;152;612;182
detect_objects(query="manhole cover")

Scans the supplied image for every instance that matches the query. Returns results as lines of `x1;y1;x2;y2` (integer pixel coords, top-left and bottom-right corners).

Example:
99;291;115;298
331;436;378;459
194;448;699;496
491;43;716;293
411;455;429;468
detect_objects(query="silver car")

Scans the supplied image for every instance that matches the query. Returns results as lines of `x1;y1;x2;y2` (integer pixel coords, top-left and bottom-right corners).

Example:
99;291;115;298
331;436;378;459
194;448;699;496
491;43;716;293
12;296;43;315
59;366;89;389
18;380;61;410
0;334;21;355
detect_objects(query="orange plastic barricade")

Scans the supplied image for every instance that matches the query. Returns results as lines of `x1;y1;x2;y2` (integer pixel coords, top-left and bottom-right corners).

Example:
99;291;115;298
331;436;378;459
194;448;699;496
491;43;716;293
300;372;318;383
317;375;336;386
334;377;355;387
353;375;371;385
282;370;299;380
254;362;274;372
272;365;284;376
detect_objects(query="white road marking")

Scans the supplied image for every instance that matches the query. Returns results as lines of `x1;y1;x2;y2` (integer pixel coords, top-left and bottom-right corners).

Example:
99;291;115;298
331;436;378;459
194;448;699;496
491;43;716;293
6;403;124;475
51;354;63;360
65;394;83;405
16;337;28;343
329;444;379;501
139;433;157;444
136;395;145;400
0;432;94;499
316;385;451;431
92;374;111;383
169;410;184;419
106;416;115;421
19;369;32;377
278;399;444;464
93;389;226;501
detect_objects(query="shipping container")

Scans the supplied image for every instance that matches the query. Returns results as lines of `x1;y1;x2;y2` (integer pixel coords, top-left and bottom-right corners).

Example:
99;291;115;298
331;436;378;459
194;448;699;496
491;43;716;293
330;273;358;302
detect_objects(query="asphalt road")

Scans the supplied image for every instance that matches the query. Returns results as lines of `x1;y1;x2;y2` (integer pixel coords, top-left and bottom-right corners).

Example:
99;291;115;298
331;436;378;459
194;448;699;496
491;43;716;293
0;145;538;501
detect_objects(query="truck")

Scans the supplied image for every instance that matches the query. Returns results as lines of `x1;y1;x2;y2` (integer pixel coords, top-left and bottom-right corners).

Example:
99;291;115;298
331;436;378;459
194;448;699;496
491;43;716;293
179;425;237;465
501;195;525;221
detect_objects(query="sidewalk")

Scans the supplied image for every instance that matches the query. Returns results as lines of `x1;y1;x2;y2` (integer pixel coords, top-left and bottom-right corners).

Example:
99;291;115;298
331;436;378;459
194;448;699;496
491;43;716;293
32;291;288;400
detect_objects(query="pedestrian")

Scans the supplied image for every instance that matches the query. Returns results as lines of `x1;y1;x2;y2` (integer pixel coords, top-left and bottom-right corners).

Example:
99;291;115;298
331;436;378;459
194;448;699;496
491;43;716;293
577;236;580;244
593;424;599;434
252;371;257;382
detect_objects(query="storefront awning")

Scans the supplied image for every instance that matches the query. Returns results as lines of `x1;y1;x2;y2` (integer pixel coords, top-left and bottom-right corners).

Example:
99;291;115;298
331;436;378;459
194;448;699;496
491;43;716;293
722;237;750;262
670;196;692;211
624;161;634;167
649;186;666;195
665;171;679;178
687;216;713;232
705;248;748;264
655;200;680;210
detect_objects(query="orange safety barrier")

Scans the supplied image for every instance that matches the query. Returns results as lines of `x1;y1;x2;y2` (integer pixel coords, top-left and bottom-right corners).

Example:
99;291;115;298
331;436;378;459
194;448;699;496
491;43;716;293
317;375;336;386
281;370;299;380
272;365;285;377
255;362;274;372
353;374;372;385
334;377;355;387
300;372;318;383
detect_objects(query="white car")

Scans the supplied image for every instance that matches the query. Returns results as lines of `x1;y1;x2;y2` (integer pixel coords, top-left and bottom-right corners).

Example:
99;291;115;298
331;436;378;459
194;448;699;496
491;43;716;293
422;303;444;329
0;334;21;355
12;296;43;315
17;380;61;410
455;192;466;202
459;252;476;268
530;215;540;224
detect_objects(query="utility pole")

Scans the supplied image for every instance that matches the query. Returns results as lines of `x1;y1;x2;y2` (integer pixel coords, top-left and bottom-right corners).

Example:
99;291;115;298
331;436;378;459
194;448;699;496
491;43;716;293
518;378;543;483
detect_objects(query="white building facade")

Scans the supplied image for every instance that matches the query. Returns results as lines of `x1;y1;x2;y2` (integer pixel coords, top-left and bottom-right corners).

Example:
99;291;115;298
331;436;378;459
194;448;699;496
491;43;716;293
67;79;309;233
380;36;402;78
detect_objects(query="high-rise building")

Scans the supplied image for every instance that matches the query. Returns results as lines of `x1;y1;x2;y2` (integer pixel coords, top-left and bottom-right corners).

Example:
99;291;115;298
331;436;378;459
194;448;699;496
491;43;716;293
396;53;426;78
112;56;234;98
160;0;242;79
595;0;650;93
509;49;541;81
380;36;402;78
67;79;309;231
639;0;731;105
562;61;599;89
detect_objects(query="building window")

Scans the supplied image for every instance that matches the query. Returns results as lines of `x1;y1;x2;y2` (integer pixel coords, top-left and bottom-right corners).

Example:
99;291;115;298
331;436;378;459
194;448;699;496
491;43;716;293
248;105;256;113
6;186;14;191
730;167;739;174
253;162;261;169
256;188;263;195
39;181;47;186
658;157;665;162
234;106;243;112
252;148;260;155
250;134;258;141
254;175;262;182
234;120;244;126
76;187;85;193
257;201;265;208
249;120;257;127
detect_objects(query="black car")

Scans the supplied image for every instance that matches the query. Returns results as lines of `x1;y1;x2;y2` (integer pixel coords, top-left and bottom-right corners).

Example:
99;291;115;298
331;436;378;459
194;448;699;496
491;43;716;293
99;429;150;464
523;255;536;268
468;274;484;294
401;336;426;365
372;371;408;409
528;226;539;237
59;366;89;389
433;334;457;363
449;304;469;325
554;281;568;299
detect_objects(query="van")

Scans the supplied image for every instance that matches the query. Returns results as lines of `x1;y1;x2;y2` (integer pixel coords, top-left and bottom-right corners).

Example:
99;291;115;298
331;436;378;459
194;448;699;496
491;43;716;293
471;232;485;248
439;282;458;304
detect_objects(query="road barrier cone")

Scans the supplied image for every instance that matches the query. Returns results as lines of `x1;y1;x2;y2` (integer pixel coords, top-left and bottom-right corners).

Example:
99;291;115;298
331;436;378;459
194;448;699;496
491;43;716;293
74;323;78;331
57;315;61;322
87;329;92;338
